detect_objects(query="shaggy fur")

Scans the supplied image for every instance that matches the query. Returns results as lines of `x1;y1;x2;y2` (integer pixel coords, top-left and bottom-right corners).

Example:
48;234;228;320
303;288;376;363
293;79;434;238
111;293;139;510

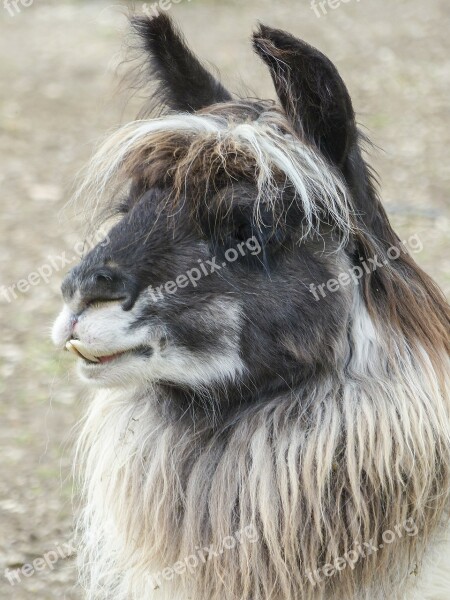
53;14;450;600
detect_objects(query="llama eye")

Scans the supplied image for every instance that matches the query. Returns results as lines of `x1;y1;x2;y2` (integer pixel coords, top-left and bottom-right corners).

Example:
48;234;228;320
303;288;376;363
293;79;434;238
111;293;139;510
234;222;254;243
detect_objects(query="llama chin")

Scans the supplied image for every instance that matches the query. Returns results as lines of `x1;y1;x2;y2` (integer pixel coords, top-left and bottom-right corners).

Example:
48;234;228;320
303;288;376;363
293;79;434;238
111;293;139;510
54;14;450;600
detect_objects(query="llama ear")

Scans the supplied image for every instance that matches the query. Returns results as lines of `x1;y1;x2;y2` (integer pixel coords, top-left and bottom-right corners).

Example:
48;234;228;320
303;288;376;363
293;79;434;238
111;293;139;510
131;14;232;112
253;25;357;167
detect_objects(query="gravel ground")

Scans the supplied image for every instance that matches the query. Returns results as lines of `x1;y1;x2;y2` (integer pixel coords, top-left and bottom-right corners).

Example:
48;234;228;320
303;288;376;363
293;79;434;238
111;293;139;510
0;0;448;598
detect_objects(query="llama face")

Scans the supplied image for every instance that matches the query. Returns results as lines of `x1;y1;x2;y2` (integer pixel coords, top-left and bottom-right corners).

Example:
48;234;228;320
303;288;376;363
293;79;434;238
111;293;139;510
53;171;352;392
52;15;365;396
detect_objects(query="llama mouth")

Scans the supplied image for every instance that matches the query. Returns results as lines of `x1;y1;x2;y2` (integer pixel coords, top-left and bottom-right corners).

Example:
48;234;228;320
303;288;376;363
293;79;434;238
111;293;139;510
65;340;147;365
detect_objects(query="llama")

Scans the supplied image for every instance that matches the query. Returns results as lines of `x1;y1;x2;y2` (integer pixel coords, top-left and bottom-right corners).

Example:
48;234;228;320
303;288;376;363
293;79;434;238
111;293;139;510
52;14;450;600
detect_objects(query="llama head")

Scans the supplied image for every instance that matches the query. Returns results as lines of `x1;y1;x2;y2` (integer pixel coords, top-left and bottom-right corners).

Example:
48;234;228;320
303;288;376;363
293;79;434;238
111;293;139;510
52;15;447;405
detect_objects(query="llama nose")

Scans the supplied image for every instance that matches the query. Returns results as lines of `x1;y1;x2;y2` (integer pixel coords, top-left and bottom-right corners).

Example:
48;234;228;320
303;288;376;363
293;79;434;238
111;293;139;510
61;265;139;311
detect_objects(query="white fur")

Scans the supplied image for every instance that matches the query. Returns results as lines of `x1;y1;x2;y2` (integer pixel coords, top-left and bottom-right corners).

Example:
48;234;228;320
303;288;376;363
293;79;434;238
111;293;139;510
53;296;244;389
76;113;353;242
411;526;450;599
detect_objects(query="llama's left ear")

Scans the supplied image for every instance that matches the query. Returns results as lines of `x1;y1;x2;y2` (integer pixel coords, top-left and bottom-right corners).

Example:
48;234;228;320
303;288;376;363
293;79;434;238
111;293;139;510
253;25;357;167
131;14;232;112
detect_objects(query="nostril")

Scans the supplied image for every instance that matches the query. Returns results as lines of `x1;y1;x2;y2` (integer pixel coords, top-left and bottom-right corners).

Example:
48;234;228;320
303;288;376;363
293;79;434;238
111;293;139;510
77;266;138;310
63;264;139;312
94;272;114;284
91;268;118;287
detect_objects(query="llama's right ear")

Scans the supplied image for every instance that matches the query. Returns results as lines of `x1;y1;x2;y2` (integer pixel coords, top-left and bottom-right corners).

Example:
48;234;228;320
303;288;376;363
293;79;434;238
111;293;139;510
253;25;357;167
131;14;232;112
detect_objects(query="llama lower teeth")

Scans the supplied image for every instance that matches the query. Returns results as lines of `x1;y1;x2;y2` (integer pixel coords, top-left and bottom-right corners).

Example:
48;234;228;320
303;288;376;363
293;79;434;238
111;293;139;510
65;340;100;363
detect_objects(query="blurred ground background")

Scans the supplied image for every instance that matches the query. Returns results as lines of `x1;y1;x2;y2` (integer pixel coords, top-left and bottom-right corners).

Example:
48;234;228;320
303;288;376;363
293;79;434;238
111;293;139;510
0;0;448;598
